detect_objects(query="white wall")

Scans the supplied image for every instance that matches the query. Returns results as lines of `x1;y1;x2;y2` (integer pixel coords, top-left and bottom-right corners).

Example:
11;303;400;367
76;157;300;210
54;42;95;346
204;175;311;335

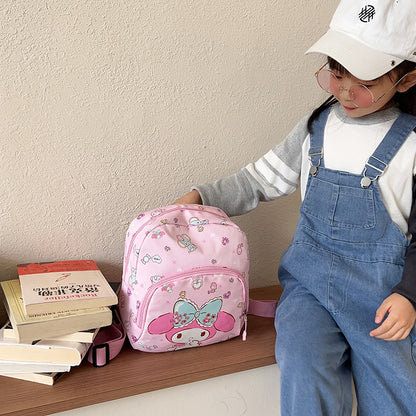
51;363;357;416
51;365;281;416
1;1;337;299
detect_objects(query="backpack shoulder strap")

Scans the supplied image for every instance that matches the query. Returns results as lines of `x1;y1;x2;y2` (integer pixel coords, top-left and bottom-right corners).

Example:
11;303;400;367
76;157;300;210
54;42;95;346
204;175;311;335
248;298;278;318
88;308;126;367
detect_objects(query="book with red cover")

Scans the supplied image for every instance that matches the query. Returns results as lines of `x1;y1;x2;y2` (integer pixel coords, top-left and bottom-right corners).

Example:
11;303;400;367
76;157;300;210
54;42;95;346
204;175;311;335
17;260;118;315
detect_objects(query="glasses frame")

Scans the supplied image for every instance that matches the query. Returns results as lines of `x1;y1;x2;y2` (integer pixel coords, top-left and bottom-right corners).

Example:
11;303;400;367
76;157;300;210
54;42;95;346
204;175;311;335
314;63;409;108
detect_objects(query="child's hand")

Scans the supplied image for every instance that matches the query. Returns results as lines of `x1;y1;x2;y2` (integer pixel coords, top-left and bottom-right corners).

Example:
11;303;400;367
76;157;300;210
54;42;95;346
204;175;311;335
370;293;416;341
173;190;202;205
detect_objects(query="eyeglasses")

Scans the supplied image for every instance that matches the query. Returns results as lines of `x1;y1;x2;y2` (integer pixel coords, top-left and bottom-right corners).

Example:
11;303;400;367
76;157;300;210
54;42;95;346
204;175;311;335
314;63;408;108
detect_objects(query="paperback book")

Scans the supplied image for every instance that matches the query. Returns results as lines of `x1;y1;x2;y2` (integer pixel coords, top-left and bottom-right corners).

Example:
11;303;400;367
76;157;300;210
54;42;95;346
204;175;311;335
2;321;99;344
0;360;70;374
0;333;91;365
1;279;112;343
17;260;118;315
1;371;67;385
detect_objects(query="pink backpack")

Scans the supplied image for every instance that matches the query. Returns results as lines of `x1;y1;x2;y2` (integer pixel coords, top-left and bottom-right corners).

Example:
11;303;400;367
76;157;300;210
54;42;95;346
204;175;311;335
119;204;252;352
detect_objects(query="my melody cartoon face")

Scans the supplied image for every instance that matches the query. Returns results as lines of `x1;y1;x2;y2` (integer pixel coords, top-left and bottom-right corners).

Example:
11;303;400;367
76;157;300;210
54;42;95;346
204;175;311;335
148;297;235;349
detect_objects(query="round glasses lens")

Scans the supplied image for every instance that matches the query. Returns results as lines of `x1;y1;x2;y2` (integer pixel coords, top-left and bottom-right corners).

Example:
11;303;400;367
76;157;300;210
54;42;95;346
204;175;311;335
349;85;373;108
316;70;337;94
316;69;374;108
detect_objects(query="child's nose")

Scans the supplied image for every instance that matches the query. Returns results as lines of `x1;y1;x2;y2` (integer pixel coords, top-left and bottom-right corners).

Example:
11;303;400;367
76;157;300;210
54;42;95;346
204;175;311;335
338;79;354;98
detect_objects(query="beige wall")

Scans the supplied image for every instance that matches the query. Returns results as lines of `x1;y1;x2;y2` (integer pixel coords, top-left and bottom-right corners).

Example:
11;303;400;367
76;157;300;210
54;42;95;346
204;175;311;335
1;1;338;293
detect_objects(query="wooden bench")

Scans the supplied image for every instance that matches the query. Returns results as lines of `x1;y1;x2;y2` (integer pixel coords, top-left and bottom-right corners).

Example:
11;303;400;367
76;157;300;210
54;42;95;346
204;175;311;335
1;285;282;416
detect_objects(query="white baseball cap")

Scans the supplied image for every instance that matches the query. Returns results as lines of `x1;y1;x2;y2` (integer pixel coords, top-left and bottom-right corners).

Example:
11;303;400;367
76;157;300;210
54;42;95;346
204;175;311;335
306;0;416;80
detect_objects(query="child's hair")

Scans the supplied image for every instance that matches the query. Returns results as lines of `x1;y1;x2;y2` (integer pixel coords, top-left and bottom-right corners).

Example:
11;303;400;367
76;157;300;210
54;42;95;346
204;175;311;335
307;57;416;133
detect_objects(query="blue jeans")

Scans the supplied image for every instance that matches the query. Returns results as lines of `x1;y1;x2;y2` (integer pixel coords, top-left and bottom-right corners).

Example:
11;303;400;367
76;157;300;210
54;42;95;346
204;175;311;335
275;110;416;415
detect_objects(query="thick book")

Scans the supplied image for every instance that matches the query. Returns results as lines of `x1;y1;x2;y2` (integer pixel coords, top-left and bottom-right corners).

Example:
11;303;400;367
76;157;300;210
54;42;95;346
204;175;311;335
42;327;99;343
17;260;118;315
0;334;91;365
2;321;99;344
1;279;112;343
0;371;67;385
0;360;70;374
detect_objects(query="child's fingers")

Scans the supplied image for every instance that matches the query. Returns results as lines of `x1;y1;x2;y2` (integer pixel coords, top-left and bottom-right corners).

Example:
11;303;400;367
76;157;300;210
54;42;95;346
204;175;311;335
370;294;416;341
374;299;390;324
369;316;395;338
371;323;399;340
370;317;412;341
382;327;410;341
375;325;410;341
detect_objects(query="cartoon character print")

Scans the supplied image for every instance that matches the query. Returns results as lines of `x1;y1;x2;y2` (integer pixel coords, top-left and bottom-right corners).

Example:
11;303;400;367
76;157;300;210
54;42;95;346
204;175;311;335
177;234;197;252
150;230;165;239
151;209;164;217
236;243;244;255
208;282;217;294
150;275;163;284
141;254;162;264
148;297;235;349
189;217;209;232
125;308;136;331
162;283;174;293
192;277;203;290
129;268;137;286
138;343;158;351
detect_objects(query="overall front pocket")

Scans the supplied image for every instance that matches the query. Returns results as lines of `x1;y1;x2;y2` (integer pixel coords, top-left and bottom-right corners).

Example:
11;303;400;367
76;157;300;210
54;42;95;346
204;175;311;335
302;178;376;230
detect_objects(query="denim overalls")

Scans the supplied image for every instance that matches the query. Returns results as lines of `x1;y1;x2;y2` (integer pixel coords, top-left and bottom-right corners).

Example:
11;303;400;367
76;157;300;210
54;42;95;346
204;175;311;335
275;108;416;416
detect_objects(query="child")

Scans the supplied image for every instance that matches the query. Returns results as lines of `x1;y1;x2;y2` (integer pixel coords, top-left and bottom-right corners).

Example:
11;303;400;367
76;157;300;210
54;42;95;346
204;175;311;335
176;1;416;414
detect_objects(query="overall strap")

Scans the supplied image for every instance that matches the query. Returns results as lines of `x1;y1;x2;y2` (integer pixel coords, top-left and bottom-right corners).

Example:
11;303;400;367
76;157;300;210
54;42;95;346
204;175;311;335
361;113;416;188
308;107;331;175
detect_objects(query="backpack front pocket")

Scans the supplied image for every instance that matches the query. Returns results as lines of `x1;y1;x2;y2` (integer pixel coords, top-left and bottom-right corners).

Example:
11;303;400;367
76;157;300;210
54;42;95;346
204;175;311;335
134;267;247;352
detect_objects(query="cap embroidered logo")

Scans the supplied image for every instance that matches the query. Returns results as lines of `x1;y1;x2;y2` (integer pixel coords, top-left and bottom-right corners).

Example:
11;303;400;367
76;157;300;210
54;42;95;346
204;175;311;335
359;5;376;23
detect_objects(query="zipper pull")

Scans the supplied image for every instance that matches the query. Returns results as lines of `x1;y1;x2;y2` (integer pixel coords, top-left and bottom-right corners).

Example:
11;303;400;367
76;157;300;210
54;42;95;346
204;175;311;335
242;312;248;341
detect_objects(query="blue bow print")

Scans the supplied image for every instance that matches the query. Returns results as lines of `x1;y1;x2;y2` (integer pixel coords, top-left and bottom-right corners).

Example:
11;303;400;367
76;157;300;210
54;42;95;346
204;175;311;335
173;298;222;328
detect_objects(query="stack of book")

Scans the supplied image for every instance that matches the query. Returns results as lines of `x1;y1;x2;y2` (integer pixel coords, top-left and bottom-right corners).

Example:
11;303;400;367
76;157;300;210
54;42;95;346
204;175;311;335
0;260;118;385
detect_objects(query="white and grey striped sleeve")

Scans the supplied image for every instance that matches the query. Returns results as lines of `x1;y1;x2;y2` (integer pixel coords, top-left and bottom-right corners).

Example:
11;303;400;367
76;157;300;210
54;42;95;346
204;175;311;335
193;114;310;217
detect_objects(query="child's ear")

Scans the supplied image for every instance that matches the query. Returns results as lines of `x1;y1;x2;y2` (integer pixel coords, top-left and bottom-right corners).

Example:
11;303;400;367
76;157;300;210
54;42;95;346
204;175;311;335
397;69;416;93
